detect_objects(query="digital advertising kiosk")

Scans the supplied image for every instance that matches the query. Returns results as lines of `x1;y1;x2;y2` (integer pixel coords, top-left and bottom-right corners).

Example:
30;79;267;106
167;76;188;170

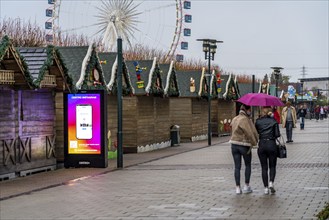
64;90;108;168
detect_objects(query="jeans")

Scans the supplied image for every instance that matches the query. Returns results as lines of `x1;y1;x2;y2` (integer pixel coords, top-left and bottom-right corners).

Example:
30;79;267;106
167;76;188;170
300;117;305;129
258;140;277;187
231;144;252;186
285;121;293;141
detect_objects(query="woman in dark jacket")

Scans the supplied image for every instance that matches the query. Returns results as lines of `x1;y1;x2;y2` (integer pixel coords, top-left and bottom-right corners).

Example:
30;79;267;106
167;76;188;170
297;105;307;130
255;107;281;195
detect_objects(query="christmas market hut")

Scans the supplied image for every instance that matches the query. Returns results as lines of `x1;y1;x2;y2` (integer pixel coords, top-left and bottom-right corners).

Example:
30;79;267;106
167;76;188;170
123;58;167;153
17;45;74;164
55;45;107;161
0;35;35;179
172;68;217;142
98;52;134;152
0;36;66;179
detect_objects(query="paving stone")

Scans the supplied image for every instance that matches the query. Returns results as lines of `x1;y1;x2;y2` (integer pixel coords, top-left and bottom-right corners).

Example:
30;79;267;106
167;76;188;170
0;120;328;219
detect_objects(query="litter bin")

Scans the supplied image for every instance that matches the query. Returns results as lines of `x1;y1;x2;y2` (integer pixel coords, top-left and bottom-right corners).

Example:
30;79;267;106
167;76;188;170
170;125;180;146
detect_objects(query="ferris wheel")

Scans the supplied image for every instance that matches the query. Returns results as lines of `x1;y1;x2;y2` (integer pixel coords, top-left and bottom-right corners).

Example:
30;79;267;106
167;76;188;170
45;0;192;62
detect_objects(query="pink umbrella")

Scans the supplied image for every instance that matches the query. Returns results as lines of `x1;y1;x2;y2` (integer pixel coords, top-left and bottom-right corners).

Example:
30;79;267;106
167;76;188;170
237;93;284;107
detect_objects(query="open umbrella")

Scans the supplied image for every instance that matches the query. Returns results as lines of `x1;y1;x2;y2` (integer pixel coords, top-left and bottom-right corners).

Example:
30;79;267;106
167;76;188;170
237;93;284;107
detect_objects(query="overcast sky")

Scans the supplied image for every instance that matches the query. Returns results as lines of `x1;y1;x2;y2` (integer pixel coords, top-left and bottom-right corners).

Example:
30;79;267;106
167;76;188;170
1;0;328;82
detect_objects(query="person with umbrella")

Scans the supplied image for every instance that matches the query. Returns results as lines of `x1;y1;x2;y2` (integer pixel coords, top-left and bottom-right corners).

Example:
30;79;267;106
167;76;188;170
229;104;259;194
255;107;281;194
281;101;297;143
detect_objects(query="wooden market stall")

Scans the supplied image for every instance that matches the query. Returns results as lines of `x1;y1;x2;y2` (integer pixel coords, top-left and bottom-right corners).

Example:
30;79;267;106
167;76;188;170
172;68;217;142
123;58;167;153
0;36;70;179
99;52;134;152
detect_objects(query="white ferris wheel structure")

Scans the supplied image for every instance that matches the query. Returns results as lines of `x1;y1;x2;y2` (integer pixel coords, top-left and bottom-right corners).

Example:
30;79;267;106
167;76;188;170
45;0;192;63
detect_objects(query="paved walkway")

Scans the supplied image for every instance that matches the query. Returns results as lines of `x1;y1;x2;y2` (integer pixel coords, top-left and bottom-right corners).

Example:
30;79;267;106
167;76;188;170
0;119;328;219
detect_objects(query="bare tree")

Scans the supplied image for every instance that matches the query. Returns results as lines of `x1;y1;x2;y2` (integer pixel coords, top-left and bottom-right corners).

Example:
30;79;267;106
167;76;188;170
0;18;46;47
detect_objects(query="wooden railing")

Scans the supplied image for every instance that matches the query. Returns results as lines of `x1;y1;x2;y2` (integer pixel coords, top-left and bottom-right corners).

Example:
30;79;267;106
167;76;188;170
0;70;15;84
40;75;56;87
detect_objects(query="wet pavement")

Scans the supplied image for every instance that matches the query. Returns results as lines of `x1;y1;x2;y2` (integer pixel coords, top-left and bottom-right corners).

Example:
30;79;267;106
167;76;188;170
0;119;328;220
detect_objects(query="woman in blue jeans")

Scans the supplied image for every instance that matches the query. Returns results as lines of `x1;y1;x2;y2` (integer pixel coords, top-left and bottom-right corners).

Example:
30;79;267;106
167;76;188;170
255;107;281;194
230;104;259;194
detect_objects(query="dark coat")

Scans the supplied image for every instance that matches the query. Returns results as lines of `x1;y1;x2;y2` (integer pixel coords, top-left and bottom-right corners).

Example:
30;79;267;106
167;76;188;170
297;108;307;118
255;116;281;140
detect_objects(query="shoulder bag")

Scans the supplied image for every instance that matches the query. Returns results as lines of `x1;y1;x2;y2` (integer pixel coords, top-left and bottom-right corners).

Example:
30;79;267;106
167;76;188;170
276;136;287;158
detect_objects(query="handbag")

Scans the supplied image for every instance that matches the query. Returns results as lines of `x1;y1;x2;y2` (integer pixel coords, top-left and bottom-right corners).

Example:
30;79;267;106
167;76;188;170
276;136;287;158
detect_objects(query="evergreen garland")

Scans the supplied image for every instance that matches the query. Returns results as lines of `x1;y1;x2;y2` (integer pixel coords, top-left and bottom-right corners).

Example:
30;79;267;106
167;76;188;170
83;48;106;90
122;62;133;95
108;62;133;96
54;47;74;92
16;51;36;89
33;45;54;87
167;70;179;97
0;35;10;61
149;65;164;97
224;75;240;101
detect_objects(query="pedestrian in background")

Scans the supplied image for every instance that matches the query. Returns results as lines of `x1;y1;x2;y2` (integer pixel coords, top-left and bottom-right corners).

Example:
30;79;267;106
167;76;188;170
281;101;297;143
230;104;259;194
320;106;325;120
297;104;307;130
273;106;280;124
314;105;320;121
255;107;281;195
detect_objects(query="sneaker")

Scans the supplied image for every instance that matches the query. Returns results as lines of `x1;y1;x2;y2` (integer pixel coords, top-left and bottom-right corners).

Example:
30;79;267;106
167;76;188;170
243;185;253;194
269;182;276;194
236;187;242;194
264;187;269;195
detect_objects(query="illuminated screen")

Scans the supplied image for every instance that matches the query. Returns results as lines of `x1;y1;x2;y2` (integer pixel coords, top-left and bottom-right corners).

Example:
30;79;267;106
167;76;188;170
67;93;101;154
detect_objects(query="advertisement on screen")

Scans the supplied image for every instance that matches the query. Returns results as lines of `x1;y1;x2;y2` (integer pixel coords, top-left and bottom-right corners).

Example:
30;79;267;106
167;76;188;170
64;90;107;168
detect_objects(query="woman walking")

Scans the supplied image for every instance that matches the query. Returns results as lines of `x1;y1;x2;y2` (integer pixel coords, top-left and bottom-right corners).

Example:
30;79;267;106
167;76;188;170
230;104;259;194
255;107;281;194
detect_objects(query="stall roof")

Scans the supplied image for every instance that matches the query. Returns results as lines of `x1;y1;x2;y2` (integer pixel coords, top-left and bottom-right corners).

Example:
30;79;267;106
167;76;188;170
126;58;164;96
0;35;35;89
238;82;261;96
17;48;47;79
18;46;72;91
57;45;106;90
99;52;134;95
98;52;117;83
158;61;179;97
175;70;202;98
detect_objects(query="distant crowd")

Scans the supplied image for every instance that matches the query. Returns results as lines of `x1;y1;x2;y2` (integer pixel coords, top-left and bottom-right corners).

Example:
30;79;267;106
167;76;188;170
297;104;328;121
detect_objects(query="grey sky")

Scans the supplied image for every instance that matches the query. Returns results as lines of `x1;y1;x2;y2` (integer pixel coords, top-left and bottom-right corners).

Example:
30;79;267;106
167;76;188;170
1;0;328;82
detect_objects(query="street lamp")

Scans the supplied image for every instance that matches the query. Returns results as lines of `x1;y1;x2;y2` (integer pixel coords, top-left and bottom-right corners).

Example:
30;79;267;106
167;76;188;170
271;67;283;97
300;79;304;102
197;39;223;146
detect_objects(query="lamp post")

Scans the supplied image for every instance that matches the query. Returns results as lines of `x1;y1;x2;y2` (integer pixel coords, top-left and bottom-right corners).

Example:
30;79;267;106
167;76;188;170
117;37;123;168
271;67;283;97
197;39;223;146
300;79;304;103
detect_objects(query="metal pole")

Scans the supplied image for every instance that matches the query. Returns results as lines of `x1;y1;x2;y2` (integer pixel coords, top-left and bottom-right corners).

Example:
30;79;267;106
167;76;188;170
207;46;211;146
301;82;303;102
252;75;255;122
117;38;123;168
275;77;278;97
